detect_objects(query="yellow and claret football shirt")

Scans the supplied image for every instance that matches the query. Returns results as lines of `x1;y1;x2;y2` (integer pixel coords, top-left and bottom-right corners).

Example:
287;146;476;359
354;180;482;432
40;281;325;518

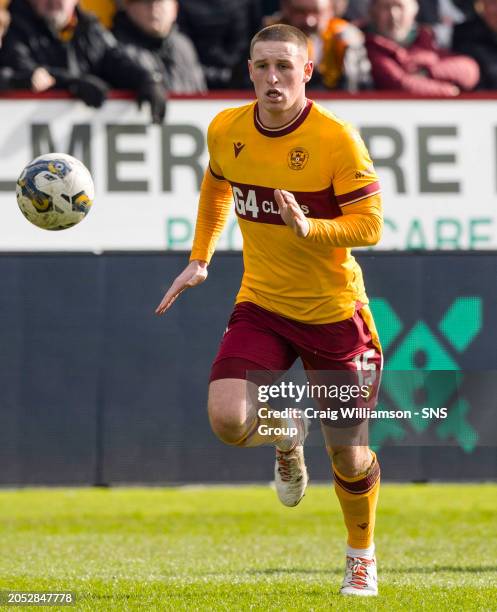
190;99;382;324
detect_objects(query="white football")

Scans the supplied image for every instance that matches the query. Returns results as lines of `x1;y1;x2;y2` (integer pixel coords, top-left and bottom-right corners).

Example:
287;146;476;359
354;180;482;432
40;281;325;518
16;153;94;231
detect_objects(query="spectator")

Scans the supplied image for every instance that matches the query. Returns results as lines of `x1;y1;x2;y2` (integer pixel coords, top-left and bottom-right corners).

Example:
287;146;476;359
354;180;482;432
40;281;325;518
177;0;258;89
112;0;206;94
265;0;371;89
416;0;466;48
453;0;497;88
1;8;9;47
1;0;166;122
346;0;469;31
265;0;333;57
230;0;265;88
344;0;456;25
417;0;440;24
321;2;372;89
80;0;116;28
0;6;8;39
0;5;55;90
452;0;477;18
365;0;480;95
332;0;350;16
344;0;370;21
262;0;279;15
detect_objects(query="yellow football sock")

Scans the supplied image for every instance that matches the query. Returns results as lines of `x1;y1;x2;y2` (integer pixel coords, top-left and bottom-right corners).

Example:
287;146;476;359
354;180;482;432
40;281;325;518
333;452;380;549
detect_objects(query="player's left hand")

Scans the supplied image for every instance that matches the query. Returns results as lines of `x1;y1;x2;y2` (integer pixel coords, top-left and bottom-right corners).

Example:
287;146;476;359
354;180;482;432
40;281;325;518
155;259;208;315
274;189;310;238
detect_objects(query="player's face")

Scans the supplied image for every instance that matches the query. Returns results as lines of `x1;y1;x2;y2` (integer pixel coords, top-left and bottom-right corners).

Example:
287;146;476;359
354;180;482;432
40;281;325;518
248;41;313;118
371;0;418;43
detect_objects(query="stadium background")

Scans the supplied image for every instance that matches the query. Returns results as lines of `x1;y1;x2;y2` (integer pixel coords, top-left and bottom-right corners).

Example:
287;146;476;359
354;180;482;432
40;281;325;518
0;90;496;485
0;3;495;606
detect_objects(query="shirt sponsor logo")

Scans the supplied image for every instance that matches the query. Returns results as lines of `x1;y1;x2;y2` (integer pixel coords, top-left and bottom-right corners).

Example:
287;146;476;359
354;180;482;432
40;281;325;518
230;182;339;224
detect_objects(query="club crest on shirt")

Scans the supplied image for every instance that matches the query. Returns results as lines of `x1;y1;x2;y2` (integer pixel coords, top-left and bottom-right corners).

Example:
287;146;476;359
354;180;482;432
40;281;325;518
288;147;309;171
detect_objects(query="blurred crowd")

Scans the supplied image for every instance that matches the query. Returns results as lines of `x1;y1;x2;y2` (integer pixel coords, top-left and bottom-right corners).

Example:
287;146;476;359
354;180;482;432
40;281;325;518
0;0;496;122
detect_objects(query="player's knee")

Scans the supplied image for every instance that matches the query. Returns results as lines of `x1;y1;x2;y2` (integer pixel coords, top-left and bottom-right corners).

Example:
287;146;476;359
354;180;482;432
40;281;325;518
208;402;247;445
207;391;247;445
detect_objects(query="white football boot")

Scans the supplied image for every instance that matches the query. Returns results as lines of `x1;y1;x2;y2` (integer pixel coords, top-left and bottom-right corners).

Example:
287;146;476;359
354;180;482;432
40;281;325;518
340;555;378;596
274;413;309;507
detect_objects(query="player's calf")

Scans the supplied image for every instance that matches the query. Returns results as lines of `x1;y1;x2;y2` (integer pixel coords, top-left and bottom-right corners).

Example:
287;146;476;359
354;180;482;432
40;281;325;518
326;445;380;596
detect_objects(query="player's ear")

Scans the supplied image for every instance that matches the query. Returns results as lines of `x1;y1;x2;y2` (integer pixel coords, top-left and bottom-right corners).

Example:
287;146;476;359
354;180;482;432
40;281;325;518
248;59;254;83
303;60;314;83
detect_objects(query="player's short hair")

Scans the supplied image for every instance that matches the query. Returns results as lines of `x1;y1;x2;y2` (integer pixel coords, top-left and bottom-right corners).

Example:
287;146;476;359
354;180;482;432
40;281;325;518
250;24;309;58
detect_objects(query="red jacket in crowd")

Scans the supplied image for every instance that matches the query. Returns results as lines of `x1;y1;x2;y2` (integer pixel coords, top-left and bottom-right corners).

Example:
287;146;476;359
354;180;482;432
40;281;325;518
365;26;480;96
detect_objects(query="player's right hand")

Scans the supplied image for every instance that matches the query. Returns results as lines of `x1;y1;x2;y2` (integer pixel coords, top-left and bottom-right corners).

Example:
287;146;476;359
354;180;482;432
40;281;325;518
155;259;208;315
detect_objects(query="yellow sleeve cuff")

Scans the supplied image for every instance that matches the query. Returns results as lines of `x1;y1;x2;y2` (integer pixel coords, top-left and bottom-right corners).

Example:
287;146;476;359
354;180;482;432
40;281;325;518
306;194;383;248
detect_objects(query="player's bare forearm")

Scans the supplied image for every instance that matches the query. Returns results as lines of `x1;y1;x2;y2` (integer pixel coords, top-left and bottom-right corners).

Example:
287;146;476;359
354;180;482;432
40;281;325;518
155;259;208;315
155;167;233;316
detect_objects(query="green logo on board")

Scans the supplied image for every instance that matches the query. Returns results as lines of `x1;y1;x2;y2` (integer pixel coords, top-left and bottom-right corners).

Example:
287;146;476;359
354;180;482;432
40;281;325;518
369;297;482;452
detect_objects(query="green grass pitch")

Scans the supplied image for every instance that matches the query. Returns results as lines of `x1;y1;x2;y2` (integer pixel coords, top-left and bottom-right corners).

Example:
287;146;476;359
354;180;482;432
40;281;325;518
0;484;496;610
